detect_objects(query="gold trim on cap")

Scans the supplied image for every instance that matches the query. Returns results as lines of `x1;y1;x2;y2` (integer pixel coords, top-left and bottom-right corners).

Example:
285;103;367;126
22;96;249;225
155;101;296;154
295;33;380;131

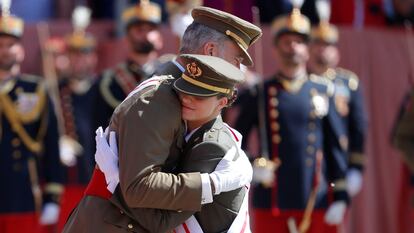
225;30;248;50
182;73;232;94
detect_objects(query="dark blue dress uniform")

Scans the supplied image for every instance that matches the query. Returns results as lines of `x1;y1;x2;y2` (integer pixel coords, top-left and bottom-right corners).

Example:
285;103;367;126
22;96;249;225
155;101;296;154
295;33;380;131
321;68;367;171
59;79;96;184
235;74;348;232
0;75;63;220
91;61;153;131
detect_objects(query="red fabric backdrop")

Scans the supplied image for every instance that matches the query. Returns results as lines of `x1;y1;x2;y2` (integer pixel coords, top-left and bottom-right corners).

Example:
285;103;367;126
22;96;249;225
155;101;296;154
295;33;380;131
19;22;414;233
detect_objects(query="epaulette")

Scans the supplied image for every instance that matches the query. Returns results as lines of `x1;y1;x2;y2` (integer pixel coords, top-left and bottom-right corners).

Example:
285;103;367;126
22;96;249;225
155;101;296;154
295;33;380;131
99;67;121;109
309;74;335;97
335;68;359;91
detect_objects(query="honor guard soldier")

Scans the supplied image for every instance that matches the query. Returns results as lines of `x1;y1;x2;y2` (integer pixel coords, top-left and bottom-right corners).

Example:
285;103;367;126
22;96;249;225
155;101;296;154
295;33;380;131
92;0;163;130
0;1;63;232
234;1;349;232
308;0;368;198
56;6;98;232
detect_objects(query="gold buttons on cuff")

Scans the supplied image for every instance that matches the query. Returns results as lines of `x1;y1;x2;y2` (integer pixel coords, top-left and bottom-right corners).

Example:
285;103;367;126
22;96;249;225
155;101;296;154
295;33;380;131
127;223;133;229
306;146;315;154
270;109;279;119
272;135;281;144
307;134;316;143
12;151;22;159
268;87;277;96
271;122;280;131
269;97;278;107
12;138;21;147
308;122;316;130
13;163;22;171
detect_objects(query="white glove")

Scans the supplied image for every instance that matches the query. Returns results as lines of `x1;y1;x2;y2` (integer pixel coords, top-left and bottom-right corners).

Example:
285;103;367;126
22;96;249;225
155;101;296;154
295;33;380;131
95;127;119;193
209;147;252;195
324;201;347;225
59;136;82;167
346;168;363;197
39;202;60;225
253;164;275;186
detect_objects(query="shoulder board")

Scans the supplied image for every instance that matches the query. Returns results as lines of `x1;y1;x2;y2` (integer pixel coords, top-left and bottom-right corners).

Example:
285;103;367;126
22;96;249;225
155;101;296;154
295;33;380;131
309;74;335;97
202;125;238;150
335;68;359;91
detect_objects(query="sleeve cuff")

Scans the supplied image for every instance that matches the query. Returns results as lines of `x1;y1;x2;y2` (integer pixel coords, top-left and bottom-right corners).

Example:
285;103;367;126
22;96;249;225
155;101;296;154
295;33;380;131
200;173;213;204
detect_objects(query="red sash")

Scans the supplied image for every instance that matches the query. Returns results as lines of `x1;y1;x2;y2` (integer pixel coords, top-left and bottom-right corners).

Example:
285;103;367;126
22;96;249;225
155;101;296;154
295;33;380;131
84;168;112;199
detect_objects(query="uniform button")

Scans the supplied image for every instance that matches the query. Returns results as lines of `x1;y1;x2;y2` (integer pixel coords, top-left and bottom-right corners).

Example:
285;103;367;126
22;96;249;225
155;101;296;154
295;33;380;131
12;138;21;147
13;163;22;171
269;97;278;107
270;109;279;119
307;134;316;143
307;146;315;154
306;158;313;167
308;122;316;130
268;87;277;96
119;210;124;215
309;111;316;119
272;135;281;144
127;223;133;229
177;209;183;213
12;151;22;159
271;122;280;131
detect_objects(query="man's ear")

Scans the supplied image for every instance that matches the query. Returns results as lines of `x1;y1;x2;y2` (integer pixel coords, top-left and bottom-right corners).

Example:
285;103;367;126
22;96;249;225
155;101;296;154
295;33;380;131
202;42;218;56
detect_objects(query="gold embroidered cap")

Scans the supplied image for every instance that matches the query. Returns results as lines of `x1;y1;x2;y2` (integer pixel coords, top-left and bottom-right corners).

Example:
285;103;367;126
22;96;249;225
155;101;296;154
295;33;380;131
271;7;310;40
311;22;338;44
173;54;245;97
191;6;262;66
122;0;162;28
66;6;96;52
312;0;338;44
0;0;23;39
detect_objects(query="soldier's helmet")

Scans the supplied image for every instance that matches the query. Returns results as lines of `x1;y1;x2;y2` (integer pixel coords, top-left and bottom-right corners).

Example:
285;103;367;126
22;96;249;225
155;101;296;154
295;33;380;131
311;0;338;44
0;0;23;39
122;0;162;29
65;6;96;52
173;54;245;97
270;0;310;41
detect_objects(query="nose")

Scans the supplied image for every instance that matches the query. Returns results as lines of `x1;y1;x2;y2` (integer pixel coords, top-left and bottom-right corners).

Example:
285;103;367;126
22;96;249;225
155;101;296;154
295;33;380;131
180;94;192;104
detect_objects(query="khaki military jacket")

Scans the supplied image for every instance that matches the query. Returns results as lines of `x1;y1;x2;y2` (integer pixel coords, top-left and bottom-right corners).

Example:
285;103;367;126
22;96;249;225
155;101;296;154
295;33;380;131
63;62;203;233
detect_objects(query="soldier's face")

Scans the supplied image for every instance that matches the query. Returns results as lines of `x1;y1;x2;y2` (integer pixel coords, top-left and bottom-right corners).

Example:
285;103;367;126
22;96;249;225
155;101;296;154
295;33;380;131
274;33;309;67
68;50;97;79
178;92;228;130
309;41;339;68
0;36;20;71
127;22;162;54
216;40;244;69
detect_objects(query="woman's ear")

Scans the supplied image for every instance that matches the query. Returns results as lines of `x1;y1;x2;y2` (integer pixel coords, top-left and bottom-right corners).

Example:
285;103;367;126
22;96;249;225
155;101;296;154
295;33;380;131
218;97;229;110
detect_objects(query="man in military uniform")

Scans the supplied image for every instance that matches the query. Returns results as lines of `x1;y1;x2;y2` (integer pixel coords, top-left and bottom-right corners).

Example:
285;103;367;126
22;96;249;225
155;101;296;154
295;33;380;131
0;3;63;233
308;16;367;198
63;6;261;233
56;6;98;232
92;0;163;130
234;4;349;233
